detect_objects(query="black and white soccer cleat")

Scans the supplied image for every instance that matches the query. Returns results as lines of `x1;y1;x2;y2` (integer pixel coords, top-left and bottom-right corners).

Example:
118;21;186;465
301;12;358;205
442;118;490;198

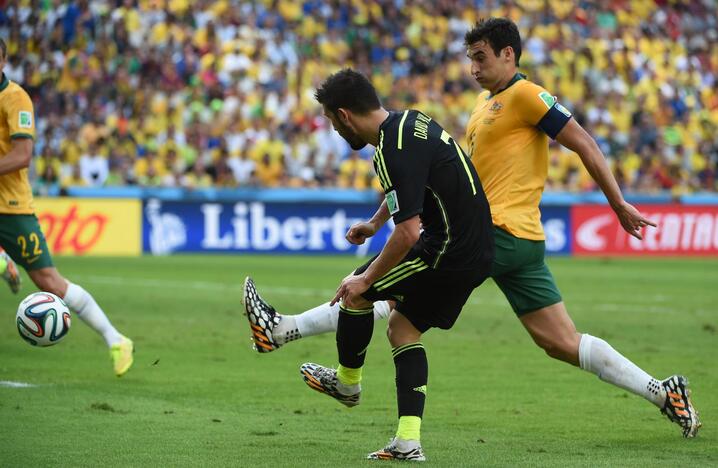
242;277;281;353
367;437;426;462
300;362;361;408
660;375;701;438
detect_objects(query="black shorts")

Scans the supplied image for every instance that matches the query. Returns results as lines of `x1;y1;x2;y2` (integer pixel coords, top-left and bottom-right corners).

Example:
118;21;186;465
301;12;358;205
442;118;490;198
356;246;491;333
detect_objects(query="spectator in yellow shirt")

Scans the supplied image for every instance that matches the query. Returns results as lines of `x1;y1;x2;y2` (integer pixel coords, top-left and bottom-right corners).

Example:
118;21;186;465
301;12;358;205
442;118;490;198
61;163;87;188
255;153;284;187
337;151;372;189
134;150;167;181
181;160;213;189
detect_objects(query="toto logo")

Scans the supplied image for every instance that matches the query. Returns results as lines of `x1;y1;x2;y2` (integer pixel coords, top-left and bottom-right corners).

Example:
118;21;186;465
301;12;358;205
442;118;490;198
37;205;108;254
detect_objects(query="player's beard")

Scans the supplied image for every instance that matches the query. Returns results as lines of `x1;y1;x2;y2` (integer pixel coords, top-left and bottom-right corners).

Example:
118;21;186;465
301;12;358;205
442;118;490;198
336;121;366;150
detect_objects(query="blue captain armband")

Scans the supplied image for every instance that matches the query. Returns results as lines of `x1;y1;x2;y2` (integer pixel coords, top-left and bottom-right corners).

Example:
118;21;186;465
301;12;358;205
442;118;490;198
536;102;572;139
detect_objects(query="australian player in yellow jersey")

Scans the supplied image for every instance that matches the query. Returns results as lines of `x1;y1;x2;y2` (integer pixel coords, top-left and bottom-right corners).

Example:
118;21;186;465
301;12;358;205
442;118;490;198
461;18;698;439
239;20;700;441
0;39;134;377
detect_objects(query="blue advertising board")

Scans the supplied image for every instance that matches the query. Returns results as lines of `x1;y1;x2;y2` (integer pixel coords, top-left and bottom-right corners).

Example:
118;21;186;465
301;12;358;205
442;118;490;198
540;205;571;255
143;199;571;256
142;199;394;255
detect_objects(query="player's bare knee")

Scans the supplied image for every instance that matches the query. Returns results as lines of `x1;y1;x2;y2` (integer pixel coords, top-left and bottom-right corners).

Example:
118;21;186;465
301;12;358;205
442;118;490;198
42;278;66;297
542;343;565;360
342;296;372;310
387;325;411;348
30;271;53;291
387;318;421;348
538;335;579;362
386;326;395;345
30;268;67;297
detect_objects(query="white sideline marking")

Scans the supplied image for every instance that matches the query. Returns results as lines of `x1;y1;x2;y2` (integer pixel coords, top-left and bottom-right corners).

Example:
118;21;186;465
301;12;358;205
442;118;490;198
70;274;506;306
0;380;38;388
71;275;672;311
72;275;332;297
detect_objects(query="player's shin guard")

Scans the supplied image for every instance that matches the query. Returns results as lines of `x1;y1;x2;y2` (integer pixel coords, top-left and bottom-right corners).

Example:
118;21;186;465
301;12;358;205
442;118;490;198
336;305;374;375
393;342;427;441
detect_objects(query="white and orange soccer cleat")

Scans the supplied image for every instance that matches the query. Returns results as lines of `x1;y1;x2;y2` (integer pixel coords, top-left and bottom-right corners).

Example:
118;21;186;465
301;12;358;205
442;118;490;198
367;437;426;462
242;277;282;353
660;375;701;438
300;362;361;408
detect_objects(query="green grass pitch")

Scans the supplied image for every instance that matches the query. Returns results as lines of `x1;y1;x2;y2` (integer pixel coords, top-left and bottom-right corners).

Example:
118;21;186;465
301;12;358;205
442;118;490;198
1;255;716;467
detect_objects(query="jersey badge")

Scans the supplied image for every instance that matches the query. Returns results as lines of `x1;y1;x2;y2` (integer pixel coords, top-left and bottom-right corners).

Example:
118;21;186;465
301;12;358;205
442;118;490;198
386;190;400;215
489;101;503;113
19;111;32;128
538;91;556;109
555;102;572;117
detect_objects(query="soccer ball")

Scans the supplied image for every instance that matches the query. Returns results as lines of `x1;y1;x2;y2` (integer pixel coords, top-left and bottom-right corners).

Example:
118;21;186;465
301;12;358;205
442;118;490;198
16;292;71;346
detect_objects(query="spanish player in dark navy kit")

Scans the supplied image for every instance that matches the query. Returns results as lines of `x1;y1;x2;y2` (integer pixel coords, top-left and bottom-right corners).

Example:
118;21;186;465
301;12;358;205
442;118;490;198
243;69;493;462
350;107;494;327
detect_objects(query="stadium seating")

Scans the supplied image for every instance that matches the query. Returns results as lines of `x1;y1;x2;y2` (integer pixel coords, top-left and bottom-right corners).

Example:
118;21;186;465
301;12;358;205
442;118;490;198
0;0;715;194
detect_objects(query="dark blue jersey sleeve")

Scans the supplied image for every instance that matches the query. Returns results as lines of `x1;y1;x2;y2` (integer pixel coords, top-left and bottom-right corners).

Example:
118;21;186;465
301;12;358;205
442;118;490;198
537;101;572;139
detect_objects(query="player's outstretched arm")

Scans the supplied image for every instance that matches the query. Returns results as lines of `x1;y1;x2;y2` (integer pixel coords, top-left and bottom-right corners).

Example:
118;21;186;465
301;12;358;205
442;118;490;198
0;138;33;175
346;198;391;245
556;119;656;239
333;214;420;306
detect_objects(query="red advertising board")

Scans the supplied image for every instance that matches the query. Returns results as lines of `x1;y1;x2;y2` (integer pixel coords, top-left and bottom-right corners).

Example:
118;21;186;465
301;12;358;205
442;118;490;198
572;205;718;256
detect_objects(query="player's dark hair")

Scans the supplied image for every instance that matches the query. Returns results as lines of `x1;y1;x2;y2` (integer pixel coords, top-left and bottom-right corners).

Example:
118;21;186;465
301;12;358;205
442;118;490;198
464;18;522;66
314;68;381;115
0;39;6;59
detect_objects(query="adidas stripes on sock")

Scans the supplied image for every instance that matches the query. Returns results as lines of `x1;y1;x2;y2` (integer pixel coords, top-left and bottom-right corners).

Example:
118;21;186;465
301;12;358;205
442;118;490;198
393;342;427;441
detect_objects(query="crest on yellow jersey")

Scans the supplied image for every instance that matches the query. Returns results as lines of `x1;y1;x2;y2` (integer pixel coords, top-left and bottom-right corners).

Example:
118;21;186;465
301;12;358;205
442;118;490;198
489;101;503;113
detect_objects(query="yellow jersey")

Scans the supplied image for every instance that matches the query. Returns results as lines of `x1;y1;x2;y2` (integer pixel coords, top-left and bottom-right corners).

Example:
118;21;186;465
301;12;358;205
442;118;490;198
0;74;36;214
466;75;572;240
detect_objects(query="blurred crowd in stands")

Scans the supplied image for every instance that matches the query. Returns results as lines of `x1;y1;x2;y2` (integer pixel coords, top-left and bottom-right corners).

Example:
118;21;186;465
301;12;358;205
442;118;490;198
1;0;717;196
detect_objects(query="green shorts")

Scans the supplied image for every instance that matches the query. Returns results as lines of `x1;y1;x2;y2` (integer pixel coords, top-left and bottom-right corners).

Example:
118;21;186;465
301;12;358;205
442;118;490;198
491;226;561;316
0;214;54;271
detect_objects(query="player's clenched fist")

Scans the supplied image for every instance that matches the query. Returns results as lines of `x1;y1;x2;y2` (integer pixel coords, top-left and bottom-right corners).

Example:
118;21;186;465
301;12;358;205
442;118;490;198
345;221;377;245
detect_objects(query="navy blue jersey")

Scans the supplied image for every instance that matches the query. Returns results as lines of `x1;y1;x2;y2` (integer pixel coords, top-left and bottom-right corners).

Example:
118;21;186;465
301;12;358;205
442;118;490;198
374;110;493;270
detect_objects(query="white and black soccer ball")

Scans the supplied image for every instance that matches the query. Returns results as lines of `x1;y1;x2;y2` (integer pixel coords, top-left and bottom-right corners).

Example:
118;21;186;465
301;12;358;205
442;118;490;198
16;292;71;347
